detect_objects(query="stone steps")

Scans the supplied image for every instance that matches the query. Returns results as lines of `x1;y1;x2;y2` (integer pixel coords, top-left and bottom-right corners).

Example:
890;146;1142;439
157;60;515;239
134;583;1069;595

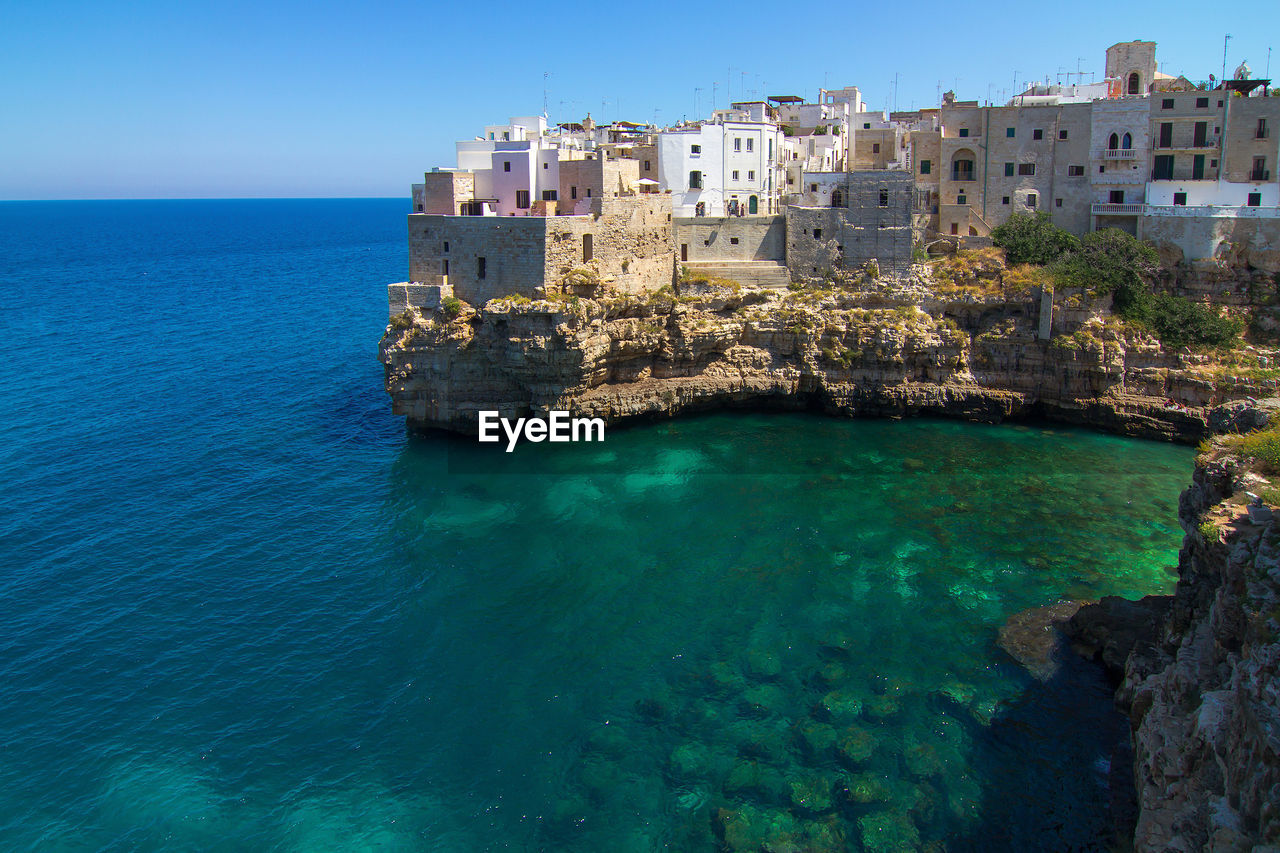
684;261;792;290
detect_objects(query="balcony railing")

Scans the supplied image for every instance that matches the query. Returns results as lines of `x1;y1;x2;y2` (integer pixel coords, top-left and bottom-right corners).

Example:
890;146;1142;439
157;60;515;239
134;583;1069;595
1092;203;1145;215
1146;204;1280;218
1251;170;1271;182
1100;148;1137;160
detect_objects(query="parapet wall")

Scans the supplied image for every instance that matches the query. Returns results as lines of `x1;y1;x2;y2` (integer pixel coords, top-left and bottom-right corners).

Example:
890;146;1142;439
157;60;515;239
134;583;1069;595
673;216;785;262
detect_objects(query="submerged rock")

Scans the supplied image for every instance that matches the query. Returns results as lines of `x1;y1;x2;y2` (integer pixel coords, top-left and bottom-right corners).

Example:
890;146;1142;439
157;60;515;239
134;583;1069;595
788;772;834;814
835;726;877;766
858;809;922;853
844;773;893;805
794;721;838;760
816;688;863;725
996;599;1084;681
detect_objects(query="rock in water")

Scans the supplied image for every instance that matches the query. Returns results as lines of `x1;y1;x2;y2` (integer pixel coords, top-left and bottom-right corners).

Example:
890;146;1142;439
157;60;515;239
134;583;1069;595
996;599;1085;681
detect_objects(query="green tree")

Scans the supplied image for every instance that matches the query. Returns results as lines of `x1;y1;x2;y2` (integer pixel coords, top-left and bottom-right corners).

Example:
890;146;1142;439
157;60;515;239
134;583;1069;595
1049;227;1159;315
990;212;1080;266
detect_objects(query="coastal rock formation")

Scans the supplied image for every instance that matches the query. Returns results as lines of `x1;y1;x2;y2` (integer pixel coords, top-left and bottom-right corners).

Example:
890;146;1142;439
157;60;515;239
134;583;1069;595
1096;450;1280;851
380;269;1273;443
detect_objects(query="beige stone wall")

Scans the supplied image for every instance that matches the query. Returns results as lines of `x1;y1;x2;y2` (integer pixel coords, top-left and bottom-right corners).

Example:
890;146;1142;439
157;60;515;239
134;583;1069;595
408;213;548;303
633;144;659;182
786;172;913;276
422;172;475;215
544;195;674;294
939;105;986;235
1141;213;1280;270
1222;96;1280;184
852;128;898;169
673;216;785;262
1106;41;1157;94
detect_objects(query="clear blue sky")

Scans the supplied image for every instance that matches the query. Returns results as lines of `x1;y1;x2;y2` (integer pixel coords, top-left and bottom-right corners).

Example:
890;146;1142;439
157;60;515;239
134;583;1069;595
3;0;1276;199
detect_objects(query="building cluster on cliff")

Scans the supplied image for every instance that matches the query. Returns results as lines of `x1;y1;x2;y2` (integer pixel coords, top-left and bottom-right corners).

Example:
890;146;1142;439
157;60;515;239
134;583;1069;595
393;40;1279;311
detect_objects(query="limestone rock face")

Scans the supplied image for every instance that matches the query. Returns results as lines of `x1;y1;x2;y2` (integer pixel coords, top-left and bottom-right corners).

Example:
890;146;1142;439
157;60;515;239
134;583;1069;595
1114;457;1280;851
379;282;1273;443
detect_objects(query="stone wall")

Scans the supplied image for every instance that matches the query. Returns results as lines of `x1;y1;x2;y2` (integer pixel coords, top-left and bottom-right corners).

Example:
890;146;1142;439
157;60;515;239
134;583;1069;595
1223;96;1280;184
1141;213;1280;271
544;195;674;294
408;213;548;304
422;171;475;215
673;216;785;262
786;171;914;277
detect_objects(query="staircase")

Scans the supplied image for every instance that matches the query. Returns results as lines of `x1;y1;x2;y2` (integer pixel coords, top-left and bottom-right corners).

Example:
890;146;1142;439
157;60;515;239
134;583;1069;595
684;260;792;290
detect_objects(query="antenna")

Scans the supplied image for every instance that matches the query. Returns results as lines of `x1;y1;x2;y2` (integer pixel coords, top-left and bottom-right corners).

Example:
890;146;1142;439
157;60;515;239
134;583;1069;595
694;87;702;119
1223;34;1232;84
543;71;550;116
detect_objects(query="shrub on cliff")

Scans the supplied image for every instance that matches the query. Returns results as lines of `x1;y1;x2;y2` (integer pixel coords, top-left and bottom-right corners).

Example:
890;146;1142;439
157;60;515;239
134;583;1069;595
1145;294;1242;349
441;296;462;317
991;212;1079;266
1049;228;1159;314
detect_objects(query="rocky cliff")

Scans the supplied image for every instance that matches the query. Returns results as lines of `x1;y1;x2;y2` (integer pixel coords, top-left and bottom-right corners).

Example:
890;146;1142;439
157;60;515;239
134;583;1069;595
1072;438;1280;852
379;266;1274;443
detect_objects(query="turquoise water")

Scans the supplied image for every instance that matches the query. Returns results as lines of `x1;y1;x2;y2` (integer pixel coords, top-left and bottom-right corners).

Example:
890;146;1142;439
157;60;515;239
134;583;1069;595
0;200;1191;850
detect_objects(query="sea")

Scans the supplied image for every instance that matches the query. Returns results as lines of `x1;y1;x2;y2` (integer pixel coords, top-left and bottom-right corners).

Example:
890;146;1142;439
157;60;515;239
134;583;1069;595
0;199;1193;851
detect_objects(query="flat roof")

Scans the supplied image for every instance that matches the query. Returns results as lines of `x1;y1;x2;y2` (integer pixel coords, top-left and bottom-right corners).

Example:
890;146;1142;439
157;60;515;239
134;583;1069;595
768;95;804;103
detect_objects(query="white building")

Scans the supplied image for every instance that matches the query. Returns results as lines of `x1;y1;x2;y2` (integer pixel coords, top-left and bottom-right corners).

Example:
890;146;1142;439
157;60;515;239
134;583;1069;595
658;119;785;216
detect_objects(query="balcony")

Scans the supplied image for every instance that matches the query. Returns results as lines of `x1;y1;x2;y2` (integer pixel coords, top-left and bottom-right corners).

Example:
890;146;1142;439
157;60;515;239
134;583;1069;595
1099;148;1138;160
1092;203;1144;215
1146;204;1280;219
1251;170;1271;182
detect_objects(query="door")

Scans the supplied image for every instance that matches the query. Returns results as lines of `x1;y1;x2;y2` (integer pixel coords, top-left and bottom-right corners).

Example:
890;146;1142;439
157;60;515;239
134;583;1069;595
1193;155;1205;180
681;244;688;262
1193;122;1207;147
748;195;758;214
1158;123;1172;148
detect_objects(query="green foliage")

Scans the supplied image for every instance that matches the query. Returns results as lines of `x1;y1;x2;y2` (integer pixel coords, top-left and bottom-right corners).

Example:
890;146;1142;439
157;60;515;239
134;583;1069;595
388;309;414;331
1197;520;1222;541
1048;228;1157;309
912;241;927;263
1144;294;1242;349
990;212;1080;266
1232;426;1280;475
441;296;463;317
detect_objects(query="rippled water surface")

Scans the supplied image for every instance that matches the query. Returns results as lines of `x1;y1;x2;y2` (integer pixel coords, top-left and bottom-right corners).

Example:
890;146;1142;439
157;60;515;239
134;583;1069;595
0;200;1192;851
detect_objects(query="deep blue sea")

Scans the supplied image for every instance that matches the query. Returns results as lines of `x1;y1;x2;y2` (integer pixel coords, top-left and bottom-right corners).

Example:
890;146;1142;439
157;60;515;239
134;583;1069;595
0;199;1192;851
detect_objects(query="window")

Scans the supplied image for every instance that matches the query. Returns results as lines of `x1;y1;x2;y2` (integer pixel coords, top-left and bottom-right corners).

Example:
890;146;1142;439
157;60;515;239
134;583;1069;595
1026;194;1037;208
689;171;702;189
1109;190;1125;204
1032;129;1043;140
879;189;889;206
1055;198;1062;207
586;188;591;197
748;170;755;180
1068;165;1084;176
1006;127;1016;138
1218;100;1224;108
730;237;739;245
503;161;511;172
872;143;880;153
1108;133;1119;150
477;257;486;279
643;160;651;171
958;128;969;138
746;139;753;152
691;144;701;155
920;159;932;175
442;259;449;276
1173;192;1187;206
541;190;557;201
952;158;974;181
1002;196;1010;205
443;241;449;252
1253;157;1268;181
1161;98;1174;109
502;131;509;141
515;190;530;209
1018;163;1036;176
543;163;549;169
571;186;577;199
1259;119;1270;139
1059;129;1068;140
1211;159;1218;168
810;184;818;192
864;122;871;129
415;204;423;212
1248;193;1262;207
1158;123;1172;148
813;229;822;239
1004;162;1015;176
1128;72;1141;95
1099;165;1105;173
957;194;967;205
734;138;742;152
1196;97;1209;108
1122;132;1132;150
732;170;739;180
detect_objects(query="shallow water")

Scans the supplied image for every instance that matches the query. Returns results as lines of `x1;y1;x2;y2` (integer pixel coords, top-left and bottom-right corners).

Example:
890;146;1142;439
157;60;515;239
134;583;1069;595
0;200;1191;850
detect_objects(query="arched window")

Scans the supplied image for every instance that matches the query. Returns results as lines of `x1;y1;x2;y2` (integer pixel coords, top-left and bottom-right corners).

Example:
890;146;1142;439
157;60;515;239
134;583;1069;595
1127;72;1140;95
951;149;976;181
831;189;844;208
1108;132;1119;150
1121;132;1132;150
